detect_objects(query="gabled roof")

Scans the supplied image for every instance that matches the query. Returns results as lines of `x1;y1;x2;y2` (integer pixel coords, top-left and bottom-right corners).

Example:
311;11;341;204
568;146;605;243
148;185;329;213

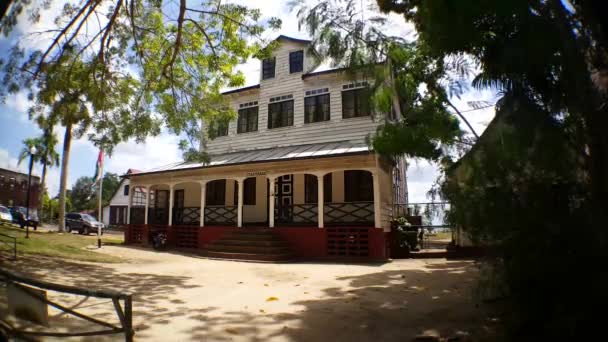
129;141;371;177
221;84;260;95
274;35;311;44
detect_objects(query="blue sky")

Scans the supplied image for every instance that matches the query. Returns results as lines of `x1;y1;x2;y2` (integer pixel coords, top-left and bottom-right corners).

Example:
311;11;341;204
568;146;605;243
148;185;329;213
0;0;496;201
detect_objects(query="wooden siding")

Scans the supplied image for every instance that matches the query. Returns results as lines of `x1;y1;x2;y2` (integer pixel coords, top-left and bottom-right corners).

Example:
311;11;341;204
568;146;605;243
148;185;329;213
207;40;382;155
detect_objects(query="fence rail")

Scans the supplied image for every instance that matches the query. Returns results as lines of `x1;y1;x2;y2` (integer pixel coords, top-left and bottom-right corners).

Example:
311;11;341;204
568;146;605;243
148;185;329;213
0;233;16;261
0;268;134;341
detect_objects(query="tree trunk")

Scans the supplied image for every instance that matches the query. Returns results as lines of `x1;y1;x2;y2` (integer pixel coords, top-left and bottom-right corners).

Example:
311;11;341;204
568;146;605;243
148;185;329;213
38;160;47;222
57;123;72;232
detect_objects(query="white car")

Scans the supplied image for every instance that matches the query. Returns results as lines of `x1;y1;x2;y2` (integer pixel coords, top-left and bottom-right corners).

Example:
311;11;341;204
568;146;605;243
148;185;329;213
0;205;12;223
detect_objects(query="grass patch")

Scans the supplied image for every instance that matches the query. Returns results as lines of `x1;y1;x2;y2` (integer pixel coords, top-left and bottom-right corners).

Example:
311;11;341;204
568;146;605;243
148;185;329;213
426;231;453;241
0;223;124;263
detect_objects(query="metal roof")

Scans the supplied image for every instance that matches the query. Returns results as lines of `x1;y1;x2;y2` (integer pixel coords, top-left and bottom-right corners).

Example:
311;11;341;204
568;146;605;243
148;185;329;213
131;141;371;177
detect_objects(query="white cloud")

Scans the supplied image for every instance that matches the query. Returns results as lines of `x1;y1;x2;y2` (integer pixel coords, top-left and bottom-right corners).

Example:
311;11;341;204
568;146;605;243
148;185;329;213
406;160;441;203
104;133;182;176
3;91;32;122
0;148;29;174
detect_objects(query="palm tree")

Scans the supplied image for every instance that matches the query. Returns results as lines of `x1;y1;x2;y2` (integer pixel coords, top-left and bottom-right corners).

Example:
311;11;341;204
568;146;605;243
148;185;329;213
18;129;60;222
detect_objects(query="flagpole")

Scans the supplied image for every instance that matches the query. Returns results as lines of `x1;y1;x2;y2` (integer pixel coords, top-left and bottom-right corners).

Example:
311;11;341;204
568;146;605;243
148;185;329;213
97;151;103;249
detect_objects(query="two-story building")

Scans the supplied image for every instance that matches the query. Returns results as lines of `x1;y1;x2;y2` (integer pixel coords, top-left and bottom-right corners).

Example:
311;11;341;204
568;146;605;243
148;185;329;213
0;167;40;209
123;35;407;261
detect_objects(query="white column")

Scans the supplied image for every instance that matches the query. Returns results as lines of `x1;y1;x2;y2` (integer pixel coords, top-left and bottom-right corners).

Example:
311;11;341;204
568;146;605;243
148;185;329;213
268;176;276;228
144;185;150;224
127;184;134;224
199;181;206;227
372;171;381;229
317;174;324;228
236;178;244;228
168;184;175;226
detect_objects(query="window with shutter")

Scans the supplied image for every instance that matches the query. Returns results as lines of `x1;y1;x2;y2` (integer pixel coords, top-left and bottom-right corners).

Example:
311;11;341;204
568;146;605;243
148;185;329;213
342;88;371;118
289;50;304;73
262;57;275;79
237;107;258;133
304;94;330;123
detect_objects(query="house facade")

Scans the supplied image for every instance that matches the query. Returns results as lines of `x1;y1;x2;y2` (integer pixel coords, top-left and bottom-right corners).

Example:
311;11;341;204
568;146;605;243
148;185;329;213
123;36;407;260
102;169;140;227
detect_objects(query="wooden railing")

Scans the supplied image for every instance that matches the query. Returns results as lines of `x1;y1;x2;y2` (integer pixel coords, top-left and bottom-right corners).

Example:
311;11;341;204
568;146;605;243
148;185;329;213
276;204;318;225
204;205;237;225
173;207;201;226
0;268;134;341
324;202;374;225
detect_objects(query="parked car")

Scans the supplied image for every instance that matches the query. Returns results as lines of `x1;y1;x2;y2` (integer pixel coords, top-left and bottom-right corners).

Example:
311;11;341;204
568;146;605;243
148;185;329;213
65;213;104;235
0;205;13;223
9;206;39;230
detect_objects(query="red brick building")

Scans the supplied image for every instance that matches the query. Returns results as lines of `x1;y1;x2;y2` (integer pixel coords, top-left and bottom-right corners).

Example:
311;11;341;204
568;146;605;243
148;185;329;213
0;167;40;208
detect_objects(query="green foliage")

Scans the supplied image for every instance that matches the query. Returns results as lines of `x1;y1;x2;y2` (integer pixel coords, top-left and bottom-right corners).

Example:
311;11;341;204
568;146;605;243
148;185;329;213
371;1;608;338
69;172;121;212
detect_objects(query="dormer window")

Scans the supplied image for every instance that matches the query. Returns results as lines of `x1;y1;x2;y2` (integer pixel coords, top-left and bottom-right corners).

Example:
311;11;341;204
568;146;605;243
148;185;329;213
262;57;275;80
289;50;304;73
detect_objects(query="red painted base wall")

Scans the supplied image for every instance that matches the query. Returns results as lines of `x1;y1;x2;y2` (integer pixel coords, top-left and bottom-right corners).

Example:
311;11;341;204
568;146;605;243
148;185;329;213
124;225;388;260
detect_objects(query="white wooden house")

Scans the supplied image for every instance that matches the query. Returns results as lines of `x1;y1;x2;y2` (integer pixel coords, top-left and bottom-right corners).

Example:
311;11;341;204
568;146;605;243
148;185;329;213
102;169;140;226
123;36;407;260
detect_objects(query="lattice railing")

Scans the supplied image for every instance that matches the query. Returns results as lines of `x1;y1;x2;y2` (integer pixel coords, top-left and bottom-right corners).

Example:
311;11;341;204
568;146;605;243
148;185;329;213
276;204;318;225
127;224;145;244
324;202;374;225
204;205;237;225
174;207;201;226
173;225;199;248
326;227;371;257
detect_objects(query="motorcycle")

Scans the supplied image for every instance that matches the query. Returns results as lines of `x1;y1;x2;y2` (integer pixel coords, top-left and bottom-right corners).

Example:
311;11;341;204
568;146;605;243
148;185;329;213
152;231;168;250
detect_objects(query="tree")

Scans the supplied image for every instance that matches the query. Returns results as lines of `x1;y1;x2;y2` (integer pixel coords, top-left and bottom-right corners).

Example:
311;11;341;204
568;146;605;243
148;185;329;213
69;176;95;212
17;125;60;219
1;1;281;231
368;0;608;339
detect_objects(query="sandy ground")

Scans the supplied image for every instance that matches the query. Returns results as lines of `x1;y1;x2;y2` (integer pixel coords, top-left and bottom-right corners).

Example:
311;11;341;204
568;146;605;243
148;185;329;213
1;247;499;341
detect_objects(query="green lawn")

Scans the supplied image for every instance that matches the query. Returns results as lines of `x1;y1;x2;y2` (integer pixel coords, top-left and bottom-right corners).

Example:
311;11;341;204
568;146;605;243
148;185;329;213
0;222;124;263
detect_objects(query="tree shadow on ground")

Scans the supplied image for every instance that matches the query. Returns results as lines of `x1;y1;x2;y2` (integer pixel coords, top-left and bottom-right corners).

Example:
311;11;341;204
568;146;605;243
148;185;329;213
0;256;205;340
181;260;500;341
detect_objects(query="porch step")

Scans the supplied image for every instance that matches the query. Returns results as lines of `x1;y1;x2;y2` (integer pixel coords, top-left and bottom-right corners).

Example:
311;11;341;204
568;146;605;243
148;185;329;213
206;244;291;254
212;239;289;247
204;229;294;262
204;251;294;262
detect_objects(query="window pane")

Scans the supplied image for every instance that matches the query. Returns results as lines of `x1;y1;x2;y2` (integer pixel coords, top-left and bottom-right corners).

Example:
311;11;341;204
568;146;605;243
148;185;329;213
206;180;226;205
238;107;258;133
342;89;370;118
268;100;294;129
262;57;275;79
342;91;355;118
289;50;303;73
305;94;330;123
304;175;317;204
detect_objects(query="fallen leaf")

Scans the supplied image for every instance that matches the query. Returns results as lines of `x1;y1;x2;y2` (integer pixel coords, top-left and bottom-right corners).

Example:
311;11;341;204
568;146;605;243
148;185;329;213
225;328;239;334
264;284;269;287
304;292;309;294
238;281;244;284
259;309;266;313
266;296;279;302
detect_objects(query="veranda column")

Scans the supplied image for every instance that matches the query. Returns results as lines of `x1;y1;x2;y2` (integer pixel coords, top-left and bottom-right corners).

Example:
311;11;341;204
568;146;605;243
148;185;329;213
199;181;206;227
268;176;276;228
144;185;150;224
236;178;244;228
317;173;324;228
168;184;175;226
372;171;381;229
127;184;135;224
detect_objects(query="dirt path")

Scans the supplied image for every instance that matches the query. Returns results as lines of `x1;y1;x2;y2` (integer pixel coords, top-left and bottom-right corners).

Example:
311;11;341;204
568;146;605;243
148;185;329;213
1;247;498;341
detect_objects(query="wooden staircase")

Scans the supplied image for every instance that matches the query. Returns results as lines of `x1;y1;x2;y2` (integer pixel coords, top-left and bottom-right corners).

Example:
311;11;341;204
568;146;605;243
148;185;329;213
204;229;294;262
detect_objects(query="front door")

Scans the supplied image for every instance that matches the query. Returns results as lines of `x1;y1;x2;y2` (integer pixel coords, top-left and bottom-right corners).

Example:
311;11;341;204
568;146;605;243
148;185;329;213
275;174;293;224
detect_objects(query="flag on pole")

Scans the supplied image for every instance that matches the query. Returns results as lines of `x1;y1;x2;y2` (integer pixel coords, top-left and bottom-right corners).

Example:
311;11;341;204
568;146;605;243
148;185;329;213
93;149;104;185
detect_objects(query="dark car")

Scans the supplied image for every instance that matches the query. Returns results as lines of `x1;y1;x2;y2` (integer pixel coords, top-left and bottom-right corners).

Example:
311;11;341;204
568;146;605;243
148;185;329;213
9;206;39;230
65;213;104;235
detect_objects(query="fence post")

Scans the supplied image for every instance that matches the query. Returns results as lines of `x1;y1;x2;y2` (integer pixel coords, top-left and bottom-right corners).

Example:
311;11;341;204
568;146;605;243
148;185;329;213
125;295;133;342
